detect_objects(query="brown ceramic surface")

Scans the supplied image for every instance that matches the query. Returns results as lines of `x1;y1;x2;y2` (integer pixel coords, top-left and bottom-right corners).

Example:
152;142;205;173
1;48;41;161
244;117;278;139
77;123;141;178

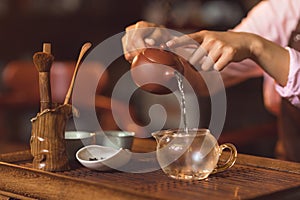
131;48;185;94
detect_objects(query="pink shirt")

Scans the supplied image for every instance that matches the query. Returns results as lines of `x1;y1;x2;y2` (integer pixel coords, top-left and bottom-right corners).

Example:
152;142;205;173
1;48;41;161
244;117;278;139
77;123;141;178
225;0;300;110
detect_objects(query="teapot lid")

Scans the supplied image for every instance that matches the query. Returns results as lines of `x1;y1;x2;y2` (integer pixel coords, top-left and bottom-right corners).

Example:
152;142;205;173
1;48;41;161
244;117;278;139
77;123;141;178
142;48;179;66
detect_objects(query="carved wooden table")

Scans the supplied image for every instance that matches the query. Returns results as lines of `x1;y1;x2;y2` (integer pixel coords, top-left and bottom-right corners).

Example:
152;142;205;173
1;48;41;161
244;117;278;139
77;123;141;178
0;138;299;200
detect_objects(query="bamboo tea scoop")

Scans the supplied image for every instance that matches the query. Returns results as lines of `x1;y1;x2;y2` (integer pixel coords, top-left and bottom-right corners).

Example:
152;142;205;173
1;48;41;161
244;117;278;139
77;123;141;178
64;42;92;105
33;43;54;111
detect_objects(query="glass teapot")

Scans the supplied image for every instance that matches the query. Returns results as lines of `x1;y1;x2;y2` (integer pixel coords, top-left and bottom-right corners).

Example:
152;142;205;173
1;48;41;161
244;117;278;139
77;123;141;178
152;128;237;180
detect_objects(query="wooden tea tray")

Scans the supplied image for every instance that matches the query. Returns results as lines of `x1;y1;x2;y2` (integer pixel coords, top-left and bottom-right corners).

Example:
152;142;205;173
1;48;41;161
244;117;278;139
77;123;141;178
0;138;300;200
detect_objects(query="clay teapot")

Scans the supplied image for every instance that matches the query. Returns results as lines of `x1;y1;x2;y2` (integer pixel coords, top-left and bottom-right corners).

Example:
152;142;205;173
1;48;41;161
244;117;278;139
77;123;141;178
130;48;186;94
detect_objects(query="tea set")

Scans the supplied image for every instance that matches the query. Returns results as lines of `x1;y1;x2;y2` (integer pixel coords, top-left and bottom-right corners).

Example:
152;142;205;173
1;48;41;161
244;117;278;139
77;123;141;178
73;47;237;180
31;42;237;179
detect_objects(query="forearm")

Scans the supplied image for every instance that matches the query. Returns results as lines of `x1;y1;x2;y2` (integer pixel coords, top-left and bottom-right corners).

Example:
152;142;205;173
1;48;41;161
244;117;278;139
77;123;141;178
249;33;290;86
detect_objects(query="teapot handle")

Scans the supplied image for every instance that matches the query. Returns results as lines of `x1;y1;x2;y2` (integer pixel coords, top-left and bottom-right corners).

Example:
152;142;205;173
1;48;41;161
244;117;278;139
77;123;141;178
212;143;237;174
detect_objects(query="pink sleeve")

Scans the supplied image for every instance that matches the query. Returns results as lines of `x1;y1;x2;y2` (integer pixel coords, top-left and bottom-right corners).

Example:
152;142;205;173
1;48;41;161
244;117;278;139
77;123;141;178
263;74;281;115
233;0;300;45
231;0;300;109
221;0;300;88
275;48;300;108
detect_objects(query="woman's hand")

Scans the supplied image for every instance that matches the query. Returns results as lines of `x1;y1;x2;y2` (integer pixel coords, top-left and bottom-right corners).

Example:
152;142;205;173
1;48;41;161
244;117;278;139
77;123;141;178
122;21;171;62
166;30;289;86
166;30;254;71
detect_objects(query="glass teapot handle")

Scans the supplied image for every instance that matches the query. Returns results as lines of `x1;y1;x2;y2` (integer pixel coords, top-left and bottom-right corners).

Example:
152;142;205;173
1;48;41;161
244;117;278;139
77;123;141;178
212;143;237;174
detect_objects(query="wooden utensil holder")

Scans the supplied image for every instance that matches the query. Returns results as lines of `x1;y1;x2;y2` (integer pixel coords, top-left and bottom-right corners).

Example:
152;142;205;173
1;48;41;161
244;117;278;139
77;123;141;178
30;104;73;171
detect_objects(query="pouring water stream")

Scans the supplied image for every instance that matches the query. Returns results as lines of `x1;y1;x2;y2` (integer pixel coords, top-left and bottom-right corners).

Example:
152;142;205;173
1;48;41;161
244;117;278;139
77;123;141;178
175;71;188;134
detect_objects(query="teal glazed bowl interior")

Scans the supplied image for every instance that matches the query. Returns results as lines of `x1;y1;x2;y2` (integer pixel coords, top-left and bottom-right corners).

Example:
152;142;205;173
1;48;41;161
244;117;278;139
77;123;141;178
65;131;96;160
95;131;135;150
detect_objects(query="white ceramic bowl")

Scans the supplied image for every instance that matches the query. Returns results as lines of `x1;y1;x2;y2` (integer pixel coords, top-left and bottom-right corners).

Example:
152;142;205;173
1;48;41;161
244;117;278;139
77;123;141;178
76;145;131;171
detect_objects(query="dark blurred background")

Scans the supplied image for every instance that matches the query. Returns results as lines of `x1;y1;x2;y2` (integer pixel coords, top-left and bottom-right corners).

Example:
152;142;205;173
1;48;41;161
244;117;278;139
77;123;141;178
0;0;278;158
0;0;260;61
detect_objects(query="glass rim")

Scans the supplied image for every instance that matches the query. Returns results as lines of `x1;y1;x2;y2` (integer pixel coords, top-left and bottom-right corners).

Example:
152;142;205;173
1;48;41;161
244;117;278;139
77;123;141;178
152;128;211;137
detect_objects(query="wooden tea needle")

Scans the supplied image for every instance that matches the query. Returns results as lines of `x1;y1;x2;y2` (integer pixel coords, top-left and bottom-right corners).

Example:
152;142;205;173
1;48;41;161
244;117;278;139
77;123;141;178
33;43;54;111
64;42;92;105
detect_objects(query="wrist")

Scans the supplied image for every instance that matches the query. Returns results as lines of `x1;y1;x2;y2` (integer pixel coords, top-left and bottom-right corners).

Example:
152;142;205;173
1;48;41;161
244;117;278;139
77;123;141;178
248;33;265;62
